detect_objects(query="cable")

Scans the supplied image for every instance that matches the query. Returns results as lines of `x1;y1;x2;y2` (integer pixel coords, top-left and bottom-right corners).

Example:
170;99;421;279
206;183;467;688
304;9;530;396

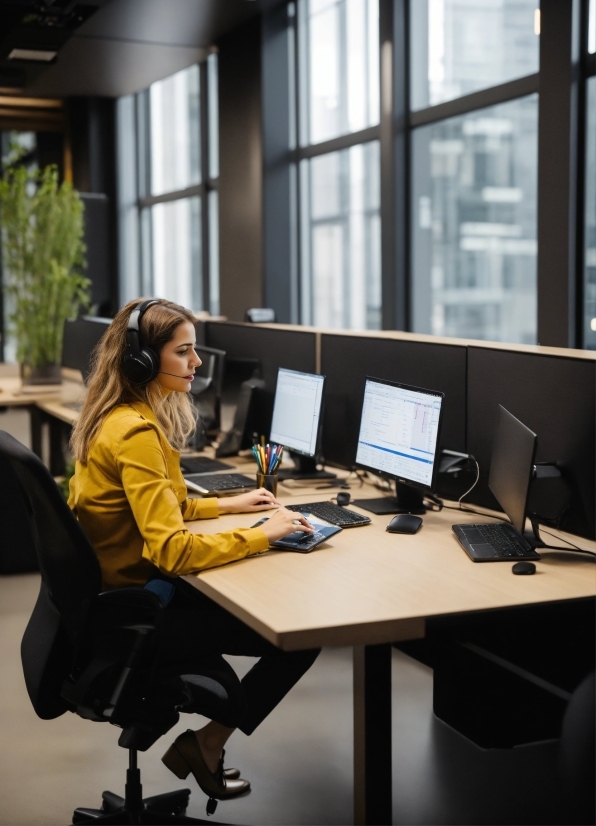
457;457;480;508
537;528;596;557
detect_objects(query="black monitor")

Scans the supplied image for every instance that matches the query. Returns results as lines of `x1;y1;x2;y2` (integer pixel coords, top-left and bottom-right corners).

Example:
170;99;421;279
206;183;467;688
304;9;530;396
489;405;538;543
352;377;444;515
62;316;111;382
269;368;335;480
190;345;226;439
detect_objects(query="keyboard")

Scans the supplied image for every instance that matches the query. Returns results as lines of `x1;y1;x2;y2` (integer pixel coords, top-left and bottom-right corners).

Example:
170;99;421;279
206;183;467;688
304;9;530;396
286;501;371;528
452;522;541;561
184;473;255;494
180;456;233;474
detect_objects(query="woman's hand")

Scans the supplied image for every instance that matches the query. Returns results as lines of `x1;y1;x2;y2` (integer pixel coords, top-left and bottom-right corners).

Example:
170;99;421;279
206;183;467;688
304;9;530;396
258;508;314;543
218;487;281;514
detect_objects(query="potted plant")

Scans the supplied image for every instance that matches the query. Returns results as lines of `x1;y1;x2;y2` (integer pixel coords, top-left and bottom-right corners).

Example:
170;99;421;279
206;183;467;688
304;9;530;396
0;157;90;384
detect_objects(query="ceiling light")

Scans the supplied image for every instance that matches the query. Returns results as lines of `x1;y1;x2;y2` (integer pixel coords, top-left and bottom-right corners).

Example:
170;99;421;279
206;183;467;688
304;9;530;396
8;49;57;62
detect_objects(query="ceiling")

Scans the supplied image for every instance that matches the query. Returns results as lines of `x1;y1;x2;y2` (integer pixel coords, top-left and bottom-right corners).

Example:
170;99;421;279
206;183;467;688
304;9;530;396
1;0;282;99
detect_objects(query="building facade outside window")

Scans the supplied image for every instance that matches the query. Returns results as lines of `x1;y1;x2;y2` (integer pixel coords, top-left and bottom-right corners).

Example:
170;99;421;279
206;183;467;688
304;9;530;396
296;0;382;330
410;0;540;344
117;57;219;315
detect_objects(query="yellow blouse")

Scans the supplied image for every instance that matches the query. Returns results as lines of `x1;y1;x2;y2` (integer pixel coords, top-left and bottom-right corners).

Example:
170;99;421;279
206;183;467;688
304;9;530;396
68;401;269;590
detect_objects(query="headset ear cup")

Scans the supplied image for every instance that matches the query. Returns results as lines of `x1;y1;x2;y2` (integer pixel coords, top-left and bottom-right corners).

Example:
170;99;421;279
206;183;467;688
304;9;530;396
122;298;161;384
123;347;159;384
141;346;160;382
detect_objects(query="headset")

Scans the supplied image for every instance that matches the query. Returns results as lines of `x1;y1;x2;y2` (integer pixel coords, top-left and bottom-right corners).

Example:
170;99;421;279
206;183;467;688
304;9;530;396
122;299;163;385
123;299;199;385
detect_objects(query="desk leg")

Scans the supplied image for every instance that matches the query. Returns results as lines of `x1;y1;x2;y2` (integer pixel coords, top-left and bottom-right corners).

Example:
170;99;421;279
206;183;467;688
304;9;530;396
48;418;67;476
353;644;392;825
29;406;44;460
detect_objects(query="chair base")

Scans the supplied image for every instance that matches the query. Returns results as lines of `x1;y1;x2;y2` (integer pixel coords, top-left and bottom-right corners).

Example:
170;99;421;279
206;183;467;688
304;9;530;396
72;788;212;825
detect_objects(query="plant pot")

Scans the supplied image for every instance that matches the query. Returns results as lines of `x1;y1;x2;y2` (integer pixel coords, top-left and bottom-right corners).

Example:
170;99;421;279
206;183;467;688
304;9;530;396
20;363;62;386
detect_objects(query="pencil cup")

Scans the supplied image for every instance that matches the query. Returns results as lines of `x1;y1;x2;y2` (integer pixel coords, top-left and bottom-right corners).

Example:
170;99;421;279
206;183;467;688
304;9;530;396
256;472;278;497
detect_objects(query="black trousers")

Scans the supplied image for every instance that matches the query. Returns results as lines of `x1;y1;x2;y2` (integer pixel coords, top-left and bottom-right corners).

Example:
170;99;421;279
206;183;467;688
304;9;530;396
156;577;320;736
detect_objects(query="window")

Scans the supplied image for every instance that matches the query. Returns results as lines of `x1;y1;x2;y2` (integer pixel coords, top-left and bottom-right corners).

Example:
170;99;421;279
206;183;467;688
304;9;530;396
299;0;379;145
300;141;381;328
117;57;219;314
410;1;539;344
583;78;596;349
410;0;539;110
296;0;381;330
412;96;538;343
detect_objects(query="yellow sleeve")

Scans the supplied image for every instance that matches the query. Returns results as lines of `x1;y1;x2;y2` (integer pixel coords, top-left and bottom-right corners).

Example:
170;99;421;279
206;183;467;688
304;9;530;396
116;422;270;577
181;496;220;521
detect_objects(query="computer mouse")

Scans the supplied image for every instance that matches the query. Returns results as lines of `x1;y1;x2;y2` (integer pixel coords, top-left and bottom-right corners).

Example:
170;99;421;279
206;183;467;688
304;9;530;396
386;514;423;534
512;561;536;575
337;491;351;506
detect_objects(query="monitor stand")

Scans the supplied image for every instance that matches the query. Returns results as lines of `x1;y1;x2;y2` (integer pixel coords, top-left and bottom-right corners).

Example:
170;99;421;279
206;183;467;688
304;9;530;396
353;481;427;515
277;451;336;481
523;519;546;550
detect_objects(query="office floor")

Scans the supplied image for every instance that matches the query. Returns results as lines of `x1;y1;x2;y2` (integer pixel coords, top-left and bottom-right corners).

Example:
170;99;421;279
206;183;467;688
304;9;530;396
0;571;568;826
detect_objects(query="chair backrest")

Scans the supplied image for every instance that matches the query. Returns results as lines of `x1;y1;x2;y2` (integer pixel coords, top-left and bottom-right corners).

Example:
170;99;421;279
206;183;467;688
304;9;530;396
0;431;101;615
0;431;102;717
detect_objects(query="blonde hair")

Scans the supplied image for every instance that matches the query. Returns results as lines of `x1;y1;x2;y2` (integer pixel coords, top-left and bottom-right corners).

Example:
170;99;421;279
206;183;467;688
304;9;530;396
70;298;198;463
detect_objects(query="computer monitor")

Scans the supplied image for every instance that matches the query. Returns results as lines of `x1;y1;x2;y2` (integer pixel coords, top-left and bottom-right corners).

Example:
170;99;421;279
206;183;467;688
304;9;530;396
62;316;111;382
269;368;335;480
190;345;226;440
353;377;444;515
489;405;538;542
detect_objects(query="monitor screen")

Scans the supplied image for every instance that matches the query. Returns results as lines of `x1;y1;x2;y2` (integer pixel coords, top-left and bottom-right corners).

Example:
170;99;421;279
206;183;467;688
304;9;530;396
355;378;444;489
488;405;537;535
62;316;111;381
269;368;325;457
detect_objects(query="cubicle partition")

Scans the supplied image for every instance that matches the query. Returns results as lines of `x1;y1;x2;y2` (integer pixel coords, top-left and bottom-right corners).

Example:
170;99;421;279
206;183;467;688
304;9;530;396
204;321;317;390
319;333;468;469
467;347;596;539
201;320;595;539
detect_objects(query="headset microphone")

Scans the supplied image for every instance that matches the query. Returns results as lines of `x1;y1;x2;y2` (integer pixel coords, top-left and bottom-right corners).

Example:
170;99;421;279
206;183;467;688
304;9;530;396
158;371;195;380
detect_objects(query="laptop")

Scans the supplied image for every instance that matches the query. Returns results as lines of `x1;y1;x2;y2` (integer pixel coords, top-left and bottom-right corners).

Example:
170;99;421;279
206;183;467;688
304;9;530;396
453;406;541;562
252;514;342;553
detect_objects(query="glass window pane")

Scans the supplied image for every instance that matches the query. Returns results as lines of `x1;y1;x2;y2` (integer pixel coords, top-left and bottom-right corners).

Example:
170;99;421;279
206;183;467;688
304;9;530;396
410;0;539;111
584;77;596;349
411;95;538;344
207;53;219;179
208;189;220;317
301;141;381;329
151;197;202;310
150;65;200;196
589;0;595;53
299;0;379;145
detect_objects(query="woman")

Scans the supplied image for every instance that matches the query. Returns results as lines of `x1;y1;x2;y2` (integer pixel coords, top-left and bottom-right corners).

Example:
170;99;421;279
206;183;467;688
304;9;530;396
68;297;319;803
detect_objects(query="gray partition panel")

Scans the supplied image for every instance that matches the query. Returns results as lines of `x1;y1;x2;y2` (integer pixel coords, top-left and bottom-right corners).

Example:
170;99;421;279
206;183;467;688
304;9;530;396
204;322;317;390
467;348;596;539
320;334;467;469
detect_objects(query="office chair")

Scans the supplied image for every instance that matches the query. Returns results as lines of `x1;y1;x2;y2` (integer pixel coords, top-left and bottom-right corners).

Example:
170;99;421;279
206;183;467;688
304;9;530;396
0;431;245;824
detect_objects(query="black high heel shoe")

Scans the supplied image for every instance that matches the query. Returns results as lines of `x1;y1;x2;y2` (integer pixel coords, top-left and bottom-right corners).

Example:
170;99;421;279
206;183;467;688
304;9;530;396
162;730;250;804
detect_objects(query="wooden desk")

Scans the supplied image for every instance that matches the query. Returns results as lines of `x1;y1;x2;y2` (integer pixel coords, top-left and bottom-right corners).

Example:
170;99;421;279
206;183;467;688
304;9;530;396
0;371;85;472
183;473;596;824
